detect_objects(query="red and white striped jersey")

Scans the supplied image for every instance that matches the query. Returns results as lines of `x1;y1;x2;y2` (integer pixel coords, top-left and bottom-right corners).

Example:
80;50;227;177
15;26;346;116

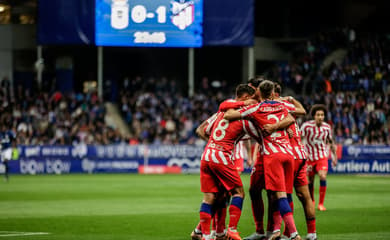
218;99;246;112
201;111;262;165
280;100;307;160
209;98;252;162
239;100;295;156
301;120;333;161
288;121;307;160
205;112;250;162
233;136;250;161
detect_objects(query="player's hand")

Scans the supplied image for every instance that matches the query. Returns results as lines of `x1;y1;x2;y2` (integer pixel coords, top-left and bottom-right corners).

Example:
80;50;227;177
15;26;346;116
263;123;279;134
332;157;338;167
286;96;294;102
246;157;253;167
281;96;294;102
287;128;294;138
244;99;257;106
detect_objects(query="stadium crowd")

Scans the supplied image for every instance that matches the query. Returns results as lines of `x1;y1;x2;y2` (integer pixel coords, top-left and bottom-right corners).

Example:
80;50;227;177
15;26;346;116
300;33;390;145
0;80;124;145
1;31;389;146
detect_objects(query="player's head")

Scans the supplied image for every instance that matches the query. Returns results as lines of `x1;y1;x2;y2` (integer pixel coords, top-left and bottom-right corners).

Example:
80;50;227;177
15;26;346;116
235;84;255;101
248;76;264;100
259;80;274;100
248;75;265;89
274;82;282;98
310;104;327;125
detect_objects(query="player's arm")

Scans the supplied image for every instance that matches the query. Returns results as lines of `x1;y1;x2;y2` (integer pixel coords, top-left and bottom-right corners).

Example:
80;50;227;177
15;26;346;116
263;113;295;134
252;142;259;166
282;96;306;116
196;113;218;141
287;127;294;139
219;99;257;112
195;120;210;141
224;109;242;121
219;101;244;112
300;123;307;144
243;139;253;167
327;132;338;167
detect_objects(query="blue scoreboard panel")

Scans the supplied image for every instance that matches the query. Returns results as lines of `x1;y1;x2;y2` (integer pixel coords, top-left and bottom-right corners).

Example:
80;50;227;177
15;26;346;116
96;0;203;47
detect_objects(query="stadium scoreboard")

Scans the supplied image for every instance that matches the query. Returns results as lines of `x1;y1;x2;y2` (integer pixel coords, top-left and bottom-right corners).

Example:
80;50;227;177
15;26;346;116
95;0;203;47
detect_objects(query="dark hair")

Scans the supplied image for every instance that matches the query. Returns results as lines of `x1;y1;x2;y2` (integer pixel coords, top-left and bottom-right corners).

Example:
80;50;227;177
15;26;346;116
259;80;274;99
236;84;255;98
248;75;265;88
310;104;327;118
274;82;282;95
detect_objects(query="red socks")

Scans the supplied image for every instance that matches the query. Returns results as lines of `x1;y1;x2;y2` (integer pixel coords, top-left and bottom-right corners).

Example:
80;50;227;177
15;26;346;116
228;197;243;229
307;218;316;234
250;191;265;234
199;212;212;235
319;180;327;206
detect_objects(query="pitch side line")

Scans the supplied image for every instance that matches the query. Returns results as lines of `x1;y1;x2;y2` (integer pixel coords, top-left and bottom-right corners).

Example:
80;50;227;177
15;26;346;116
0;231;50;237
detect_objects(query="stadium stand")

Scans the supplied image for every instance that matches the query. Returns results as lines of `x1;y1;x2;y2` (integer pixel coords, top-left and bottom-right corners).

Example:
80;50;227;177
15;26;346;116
300;33;390;145
0;82;125;145
1;31;389;146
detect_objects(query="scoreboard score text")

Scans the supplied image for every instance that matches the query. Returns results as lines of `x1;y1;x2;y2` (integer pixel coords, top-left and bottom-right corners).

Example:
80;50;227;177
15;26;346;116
96;0;203;47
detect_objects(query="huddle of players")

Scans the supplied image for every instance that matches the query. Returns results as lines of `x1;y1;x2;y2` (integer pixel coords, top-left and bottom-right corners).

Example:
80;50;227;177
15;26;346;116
192;77;324;240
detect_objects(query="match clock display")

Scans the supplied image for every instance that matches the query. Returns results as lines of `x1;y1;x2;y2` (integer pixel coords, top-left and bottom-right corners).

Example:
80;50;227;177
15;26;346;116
96;0;203;47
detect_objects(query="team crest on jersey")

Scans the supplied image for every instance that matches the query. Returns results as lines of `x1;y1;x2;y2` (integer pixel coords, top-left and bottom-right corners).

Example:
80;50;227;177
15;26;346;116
170;0;194;30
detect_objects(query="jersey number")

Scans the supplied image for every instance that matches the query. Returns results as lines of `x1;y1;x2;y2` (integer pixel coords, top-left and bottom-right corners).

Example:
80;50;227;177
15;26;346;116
213;119;229;141
267;114;286;138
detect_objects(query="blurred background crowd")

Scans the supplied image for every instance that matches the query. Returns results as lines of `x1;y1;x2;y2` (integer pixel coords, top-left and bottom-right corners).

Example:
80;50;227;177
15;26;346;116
1;30;389;146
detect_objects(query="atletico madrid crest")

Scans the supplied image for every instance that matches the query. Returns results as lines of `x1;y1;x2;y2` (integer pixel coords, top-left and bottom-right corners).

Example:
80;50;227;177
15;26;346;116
170;0;195;30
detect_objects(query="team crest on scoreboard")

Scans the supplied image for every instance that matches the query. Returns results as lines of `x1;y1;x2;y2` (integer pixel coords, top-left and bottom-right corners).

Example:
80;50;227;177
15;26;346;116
170;0;194;30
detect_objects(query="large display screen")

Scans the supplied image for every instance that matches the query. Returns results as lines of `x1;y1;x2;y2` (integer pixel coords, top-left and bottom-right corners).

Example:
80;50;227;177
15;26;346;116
96;0;203;47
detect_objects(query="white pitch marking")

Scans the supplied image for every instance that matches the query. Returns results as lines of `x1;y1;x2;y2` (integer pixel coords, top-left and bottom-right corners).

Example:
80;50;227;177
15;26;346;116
0;231;50;237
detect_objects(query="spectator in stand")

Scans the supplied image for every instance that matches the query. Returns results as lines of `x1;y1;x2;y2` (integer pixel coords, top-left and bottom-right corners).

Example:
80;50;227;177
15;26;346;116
0;83;124;146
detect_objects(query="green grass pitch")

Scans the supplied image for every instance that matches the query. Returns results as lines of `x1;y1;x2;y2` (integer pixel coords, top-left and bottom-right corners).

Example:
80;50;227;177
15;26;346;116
0;174;389;239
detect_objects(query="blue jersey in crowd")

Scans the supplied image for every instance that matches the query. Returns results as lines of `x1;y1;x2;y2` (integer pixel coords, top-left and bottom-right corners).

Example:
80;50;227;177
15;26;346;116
0;130;16;150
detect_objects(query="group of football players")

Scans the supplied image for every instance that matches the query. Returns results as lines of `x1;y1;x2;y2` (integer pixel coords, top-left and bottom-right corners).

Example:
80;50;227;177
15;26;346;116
191;77;337;240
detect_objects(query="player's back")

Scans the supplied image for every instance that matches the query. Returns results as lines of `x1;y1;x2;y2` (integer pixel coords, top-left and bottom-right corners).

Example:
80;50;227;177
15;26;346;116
206;112;246;154
240;100;293;155
287;121;307;159
279;99;304;145
246;101;290;142
278;101;307;160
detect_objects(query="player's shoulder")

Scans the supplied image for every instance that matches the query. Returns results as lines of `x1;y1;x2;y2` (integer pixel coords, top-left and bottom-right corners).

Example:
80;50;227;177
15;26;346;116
302;120;316;127
240;102;261;115
278;99;295;108
322;122;332;129
262;100;282;105
258;100;282;109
